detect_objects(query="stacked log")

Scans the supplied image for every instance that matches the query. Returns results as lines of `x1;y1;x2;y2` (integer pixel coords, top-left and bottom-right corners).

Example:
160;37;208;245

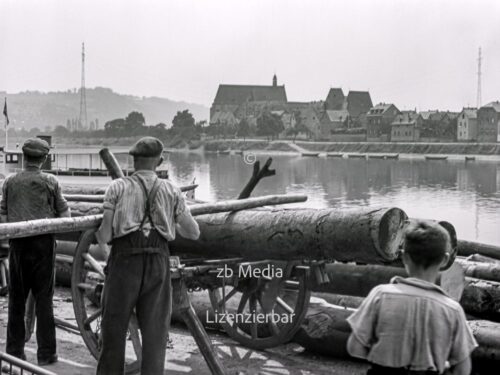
311;261;500;320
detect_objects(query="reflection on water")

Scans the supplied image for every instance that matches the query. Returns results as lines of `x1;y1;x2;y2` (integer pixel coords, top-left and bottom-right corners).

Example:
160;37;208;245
163;153;500;246
44;150;499;246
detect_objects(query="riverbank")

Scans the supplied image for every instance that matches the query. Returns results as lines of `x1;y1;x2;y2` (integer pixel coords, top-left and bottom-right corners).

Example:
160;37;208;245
51;137;500;160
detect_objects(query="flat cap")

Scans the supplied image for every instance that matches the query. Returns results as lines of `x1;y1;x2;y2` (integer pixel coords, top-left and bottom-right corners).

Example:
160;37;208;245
129;137;164;157
22;138;50;157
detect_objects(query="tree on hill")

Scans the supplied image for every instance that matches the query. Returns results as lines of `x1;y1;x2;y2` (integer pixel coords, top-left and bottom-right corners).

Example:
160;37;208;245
257;112;284;141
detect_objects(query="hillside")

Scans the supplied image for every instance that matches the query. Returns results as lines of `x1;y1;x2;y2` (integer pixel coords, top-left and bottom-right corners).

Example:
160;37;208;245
1;87;209;130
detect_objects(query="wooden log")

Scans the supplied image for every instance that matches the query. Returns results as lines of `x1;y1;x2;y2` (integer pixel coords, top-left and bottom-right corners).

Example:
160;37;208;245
0;194;307;241
312;262;500;320
458;240;500;261
172;292;500;363
294;297;500;362
99;148;124;179
63;184;198;202
314;263;465;301
171;207;407;263
456;258;500;282
465;254;500;264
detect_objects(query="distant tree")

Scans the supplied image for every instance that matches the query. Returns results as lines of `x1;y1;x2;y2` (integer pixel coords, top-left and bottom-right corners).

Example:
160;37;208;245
286;114;309;142
236;118;251;141
172;109;196;139
155;122;167;130
125;111;146;129
29;127;41;136
104;118;127;134
205;123;220;139
54;125;70;137
66;119;71;130
256;112;284;141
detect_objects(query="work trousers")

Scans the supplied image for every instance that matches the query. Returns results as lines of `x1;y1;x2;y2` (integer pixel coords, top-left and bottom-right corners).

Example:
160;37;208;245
96;230;172;375
6;235;56;360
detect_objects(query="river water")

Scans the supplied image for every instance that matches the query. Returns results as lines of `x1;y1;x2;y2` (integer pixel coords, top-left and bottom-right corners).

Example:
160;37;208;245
40;150;500;246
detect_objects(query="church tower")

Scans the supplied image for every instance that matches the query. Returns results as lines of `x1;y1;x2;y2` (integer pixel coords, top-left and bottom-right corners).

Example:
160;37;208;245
272;74;277;87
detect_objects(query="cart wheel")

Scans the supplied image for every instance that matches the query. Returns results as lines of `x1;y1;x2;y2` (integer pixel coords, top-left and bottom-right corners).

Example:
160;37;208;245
208;261;310;350
72;230;142;374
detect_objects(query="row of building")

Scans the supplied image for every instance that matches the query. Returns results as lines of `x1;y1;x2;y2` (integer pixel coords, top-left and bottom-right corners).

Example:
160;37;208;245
209;75;500;142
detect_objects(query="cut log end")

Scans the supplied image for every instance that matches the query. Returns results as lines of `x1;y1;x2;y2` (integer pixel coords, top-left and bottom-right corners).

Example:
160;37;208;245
373;207;408;262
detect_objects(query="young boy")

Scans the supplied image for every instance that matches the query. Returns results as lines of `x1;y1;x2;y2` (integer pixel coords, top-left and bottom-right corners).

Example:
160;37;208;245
347;219;477;375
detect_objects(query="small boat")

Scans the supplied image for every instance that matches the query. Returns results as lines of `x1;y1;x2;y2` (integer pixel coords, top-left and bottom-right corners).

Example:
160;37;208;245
465;156;476;161
234;150;243;155
385;154;399;159
327;153;344;158
301;152;320;157
425;155;448;161
346;154;366;159
367;154;385;159
218;150;231;155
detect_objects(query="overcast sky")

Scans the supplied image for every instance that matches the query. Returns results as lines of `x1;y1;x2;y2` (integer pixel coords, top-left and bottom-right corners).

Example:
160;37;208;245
1;0;499;110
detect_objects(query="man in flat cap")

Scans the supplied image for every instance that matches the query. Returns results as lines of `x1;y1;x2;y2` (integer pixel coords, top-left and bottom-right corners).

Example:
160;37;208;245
95;136;200;374
0;137;70;365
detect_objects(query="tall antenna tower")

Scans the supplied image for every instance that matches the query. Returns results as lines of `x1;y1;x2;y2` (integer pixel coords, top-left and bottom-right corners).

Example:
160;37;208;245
78;42;88;130
476;47;482;108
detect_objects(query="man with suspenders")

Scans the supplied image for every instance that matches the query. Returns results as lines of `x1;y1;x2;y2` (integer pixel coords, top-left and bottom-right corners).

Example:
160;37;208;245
95;137;200;374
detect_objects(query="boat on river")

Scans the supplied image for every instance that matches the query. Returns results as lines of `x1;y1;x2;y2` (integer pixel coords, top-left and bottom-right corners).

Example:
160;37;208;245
301;152;320;157
326;153;344;158
425;155;448;161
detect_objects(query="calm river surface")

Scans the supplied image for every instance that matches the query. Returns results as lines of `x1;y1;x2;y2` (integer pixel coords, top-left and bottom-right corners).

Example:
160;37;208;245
50;150;500;246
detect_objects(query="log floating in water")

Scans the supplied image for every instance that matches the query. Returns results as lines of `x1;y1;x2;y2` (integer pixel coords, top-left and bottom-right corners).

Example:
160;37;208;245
0;194;307;240
170;207;407;264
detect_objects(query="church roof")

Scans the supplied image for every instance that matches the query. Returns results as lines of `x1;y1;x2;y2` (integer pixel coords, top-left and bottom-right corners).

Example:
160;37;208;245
213;84;287;105
346;91;373;117
325;88;345;110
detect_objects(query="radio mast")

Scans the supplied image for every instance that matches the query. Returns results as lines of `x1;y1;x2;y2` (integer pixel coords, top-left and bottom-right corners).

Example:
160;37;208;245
78;42;88;130
476;47;482;108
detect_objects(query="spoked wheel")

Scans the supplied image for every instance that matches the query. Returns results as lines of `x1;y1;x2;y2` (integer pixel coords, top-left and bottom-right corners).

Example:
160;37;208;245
72;229;142;374
208;261;310;350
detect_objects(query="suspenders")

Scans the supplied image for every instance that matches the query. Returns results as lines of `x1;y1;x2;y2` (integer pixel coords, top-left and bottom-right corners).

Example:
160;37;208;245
134;174;162;231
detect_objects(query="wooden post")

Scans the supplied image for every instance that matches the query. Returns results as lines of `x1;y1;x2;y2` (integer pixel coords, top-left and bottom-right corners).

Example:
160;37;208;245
173;278;227;375
99;148;124;179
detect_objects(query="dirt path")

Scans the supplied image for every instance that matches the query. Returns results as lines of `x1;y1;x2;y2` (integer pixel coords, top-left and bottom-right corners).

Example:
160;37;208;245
0;288;368;374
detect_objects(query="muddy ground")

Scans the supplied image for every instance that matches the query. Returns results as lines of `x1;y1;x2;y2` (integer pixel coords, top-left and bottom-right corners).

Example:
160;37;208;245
0;287;368;375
